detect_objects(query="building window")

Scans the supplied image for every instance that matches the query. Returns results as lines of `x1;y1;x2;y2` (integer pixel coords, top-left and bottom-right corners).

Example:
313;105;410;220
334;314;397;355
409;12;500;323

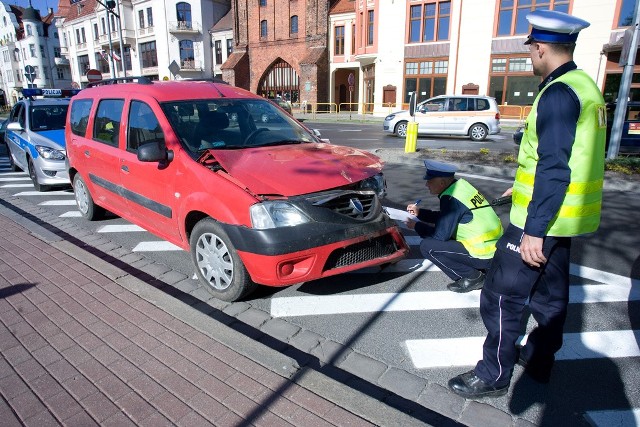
489;55;538;105
40;45;45;58
367;10;374;45
29;44;36;58
226;39;233;56
179;40;194;68
139;10;145;28
26;24;32;36
497;0;569;36
352;23;355;54
408;1;451;43
260;0;266;6
290;15;298;34
93;23;99;40
617;0;636;27
75;28;81;44
335;25;345;55
77;54;90;75
147;8;153;27
215;40;222;64
260;20;268;38
176;2;192;28
57;67;64;79
403;59;448;104
81;28;86;43
140;41;157;68
54;47;61;58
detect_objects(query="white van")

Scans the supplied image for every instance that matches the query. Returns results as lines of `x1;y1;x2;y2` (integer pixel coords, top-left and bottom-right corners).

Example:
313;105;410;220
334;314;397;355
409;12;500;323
383;95;501;141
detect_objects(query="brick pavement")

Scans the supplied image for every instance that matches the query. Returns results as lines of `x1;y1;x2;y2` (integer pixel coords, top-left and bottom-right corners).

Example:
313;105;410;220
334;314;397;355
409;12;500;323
0;209;426;426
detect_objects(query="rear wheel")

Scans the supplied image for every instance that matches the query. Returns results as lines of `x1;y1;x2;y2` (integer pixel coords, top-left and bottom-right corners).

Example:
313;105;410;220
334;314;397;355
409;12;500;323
28;158;50;192
395;121;409;137
469;123;488;141
73;174;103;220
190;218;257;302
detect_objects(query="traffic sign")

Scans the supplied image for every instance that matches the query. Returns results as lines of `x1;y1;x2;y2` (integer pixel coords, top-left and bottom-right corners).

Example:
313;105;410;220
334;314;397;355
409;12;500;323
86;69;102;82
348;72;355;86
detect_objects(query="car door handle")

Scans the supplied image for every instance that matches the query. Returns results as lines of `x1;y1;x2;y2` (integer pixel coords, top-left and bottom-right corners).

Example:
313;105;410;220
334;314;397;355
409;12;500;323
121;165;129;173
83;150;90;157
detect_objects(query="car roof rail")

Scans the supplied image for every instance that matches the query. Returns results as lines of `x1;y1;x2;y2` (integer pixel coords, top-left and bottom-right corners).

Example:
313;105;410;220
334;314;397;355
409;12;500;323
178;78;229;85
87;76;153;87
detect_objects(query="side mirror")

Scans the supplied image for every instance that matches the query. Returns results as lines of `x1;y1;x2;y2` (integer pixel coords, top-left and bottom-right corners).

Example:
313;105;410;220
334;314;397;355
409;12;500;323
7;122;23;132
137;140;173;163
312;129;331;144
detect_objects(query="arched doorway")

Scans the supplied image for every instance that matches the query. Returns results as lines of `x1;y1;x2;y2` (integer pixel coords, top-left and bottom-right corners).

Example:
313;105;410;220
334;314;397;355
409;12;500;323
257;58;299;103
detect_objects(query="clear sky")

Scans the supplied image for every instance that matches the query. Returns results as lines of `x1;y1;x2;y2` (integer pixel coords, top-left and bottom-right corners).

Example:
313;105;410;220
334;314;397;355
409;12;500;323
11;0;57;15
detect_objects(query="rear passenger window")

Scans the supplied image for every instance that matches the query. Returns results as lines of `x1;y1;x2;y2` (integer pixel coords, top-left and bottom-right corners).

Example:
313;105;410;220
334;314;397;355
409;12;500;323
93;99;124;147
476;99;489;111
70;99;93;136
127;101;164;152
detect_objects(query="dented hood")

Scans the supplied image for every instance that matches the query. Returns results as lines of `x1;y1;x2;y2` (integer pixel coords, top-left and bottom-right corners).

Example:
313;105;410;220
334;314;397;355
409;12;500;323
205;143;383;196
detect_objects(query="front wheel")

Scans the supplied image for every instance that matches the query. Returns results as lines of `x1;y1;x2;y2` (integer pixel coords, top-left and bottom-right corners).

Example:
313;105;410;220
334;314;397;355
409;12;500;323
395;121;409;137
190;218;256;302
73;174;103;220
469;123;488;141
28;158;50;192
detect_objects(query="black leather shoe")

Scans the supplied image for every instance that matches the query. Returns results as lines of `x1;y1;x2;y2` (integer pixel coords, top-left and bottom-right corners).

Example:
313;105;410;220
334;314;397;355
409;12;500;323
447;272;485;293
517;356;552;384
448;370;509;398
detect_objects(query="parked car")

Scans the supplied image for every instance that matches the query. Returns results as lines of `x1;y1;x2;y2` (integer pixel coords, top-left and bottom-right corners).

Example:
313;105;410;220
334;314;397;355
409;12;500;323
605;101;640;154
383;95;501;141
5;88;78;191
269;98;293;115
66;77;409;302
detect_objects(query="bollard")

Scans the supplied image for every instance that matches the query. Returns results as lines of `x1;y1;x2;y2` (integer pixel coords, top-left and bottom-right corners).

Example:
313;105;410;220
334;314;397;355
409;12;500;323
404;122;418;153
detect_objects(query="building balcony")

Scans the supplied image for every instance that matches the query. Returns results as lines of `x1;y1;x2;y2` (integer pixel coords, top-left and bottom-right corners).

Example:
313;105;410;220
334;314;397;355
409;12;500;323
138;26;155;37
180;59;203;72
98;29;136;48
168;21;201;34
54;56;70;66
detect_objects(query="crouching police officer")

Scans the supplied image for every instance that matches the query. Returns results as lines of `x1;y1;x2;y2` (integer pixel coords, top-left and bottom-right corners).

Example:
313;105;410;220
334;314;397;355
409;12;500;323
405;160;503;293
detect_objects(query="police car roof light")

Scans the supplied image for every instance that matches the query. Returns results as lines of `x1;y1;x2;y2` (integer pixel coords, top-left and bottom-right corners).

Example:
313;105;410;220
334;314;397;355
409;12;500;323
22;88;81;99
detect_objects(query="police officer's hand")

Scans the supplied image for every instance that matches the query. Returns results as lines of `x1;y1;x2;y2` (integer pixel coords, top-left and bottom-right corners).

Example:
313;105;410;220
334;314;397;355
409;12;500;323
501;187;513;197
404;219;416;230
407;204;420;216
520;233;546;267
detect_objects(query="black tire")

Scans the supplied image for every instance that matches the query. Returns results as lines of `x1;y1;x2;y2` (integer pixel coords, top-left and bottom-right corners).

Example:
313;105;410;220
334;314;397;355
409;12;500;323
469;123;488;141
395;121;408;137
73;174;103;220
190;218;256;302
28;157;50;192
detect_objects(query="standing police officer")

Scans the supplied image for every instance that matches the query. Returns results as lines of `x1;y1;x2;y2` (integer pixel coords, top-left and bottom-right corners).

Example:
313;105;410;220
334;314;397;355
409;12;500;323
448;9;606;398
405;159;503;293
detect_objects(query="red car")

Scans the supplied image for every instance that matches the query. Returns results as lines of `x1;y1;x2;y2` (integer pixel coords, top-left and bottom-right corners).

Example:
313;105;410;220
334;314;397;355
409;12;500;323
66;78;408;301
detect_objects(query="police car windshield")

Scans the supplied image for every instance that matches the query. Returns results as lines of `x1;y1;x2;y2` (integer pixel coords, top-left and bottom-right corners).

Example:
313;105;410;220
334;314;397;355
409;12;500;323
161;99;315;155
30;106;69;132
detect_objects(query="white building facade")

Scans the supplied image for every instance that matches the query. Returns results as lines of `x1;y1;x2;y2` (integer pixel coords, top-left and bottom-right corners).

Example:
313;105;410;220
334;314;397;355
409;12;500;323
55;0;230;86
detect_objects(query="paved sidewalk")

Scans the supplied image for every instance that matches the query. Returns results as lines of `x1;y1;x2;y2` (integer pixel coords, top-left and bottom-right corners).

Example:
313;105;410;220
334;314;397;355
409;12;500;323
0;207;439;426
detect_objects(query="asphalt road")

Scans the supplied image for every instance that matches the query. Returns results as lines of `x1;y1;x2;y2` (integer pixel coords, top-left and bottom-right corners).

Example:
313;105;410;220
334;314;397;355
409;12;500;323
1;131;638;426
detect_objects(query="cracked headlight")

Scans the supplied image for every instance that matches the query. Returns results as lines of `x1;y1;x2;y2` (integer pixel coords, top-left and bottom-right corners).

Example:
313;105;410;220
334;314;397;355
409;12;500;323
36;145;66;160
359;173;386;198
250;201;311;229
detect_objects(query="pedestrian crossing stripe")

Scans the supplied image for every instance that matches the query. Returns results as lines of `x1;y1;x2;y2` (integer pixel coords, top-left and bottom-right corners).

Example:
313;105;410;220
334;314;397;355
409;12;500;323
132;241;182;252
39;200;77;206
14;190;73;196
585;408;640;427
405;330;640;368
98;224;146;233
1;183;33;188
0;177;31;182
60;211;82;217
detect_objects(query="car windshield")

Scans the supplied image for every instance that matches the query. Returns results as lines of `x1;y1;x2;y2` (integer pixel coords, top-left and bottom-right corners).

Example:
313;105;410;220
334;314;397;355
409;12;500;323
29;105;69;132
161;99;315;154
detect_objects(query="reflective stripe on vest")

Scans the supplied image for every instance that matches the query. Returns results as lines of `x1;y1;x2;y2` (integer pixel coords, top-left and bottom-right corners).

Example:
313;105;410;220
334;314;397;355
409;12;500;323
510;69;606;237
442;179;504;259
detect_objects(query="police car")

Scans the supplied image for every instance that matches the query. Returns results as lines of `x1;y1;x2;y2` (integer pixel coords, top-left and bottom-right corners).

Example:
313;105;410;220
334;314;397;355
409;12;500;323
5;88;79;191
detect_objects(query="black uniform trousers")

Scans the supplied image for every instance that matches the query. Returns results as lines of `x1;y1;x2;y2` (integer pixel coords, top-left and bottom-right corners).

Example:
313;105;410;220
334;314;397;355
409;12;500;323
419;237;492;281
473;224;571;387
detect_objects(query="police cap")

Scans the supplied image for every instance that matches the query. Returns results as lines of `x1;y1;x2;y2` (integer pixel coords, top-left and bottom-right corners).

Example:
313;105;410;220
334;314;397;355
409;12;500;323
524;9;590;45
423;159;457;180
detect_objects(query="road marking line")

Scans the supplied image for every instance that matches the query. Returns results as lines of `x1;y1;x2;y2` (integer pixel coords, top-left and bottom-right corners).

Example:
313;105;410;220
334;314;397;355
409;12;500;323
98;224;146;233
270;281;639;317
1;183;33;188
0;172;27;176
406;330;640;368
60;211;82;217
585;409;640;427
132;241;182;252
15;191;72;196
0;177;31;182
39;200;76;206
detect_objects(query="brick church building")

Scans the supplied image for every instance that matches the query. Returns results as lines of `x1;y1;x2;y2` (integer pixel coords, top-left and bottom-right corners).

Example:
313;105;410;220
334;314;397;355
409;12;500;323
222;0;335;107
